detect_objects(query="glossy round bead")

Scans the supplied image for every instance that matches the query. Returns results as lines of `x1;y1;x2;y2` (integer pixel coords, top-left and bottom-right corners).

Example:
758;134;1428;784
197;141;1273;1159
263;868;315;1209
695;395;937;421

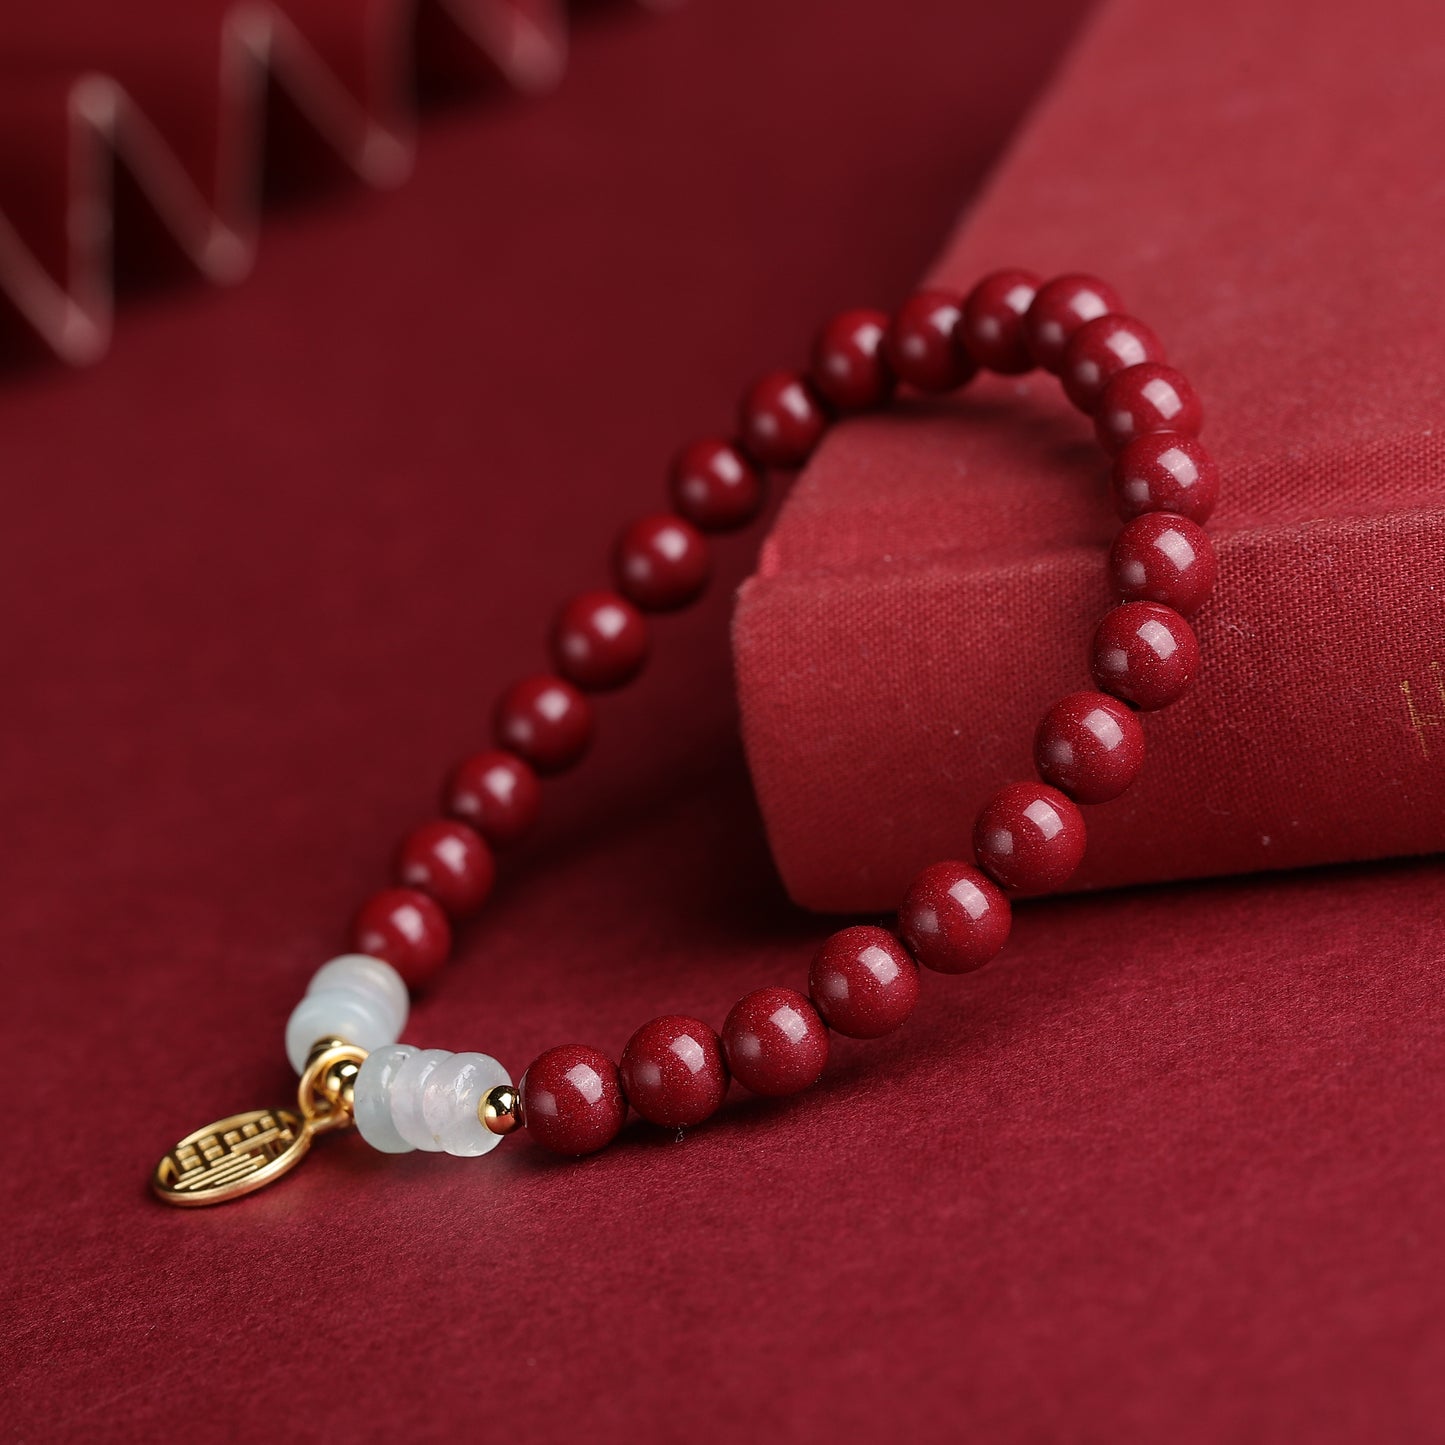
1090;602;1200;711
668;439;764;533
1109;514;1217;618
1095;363;1203;455
493;674;593;774
613;514;710;612
1111;433;1219;525
443;749;541;846
973;782;1087;895
960;268;1040;374
395;819;495;918
1023;273;1125;372
883;290;976;393
351;886;453;988
421;1051;511;1157
1034;691;1146;804
353;1043;416;1154
722;987;829;1097
897;861;1012;974
1061;313;1165;412
550;590;649;691
481;1084;521;1136
810;308;895;411
807;926;920;1039
619;1015;729;1129
738;371;829;468
520;1044;627;1156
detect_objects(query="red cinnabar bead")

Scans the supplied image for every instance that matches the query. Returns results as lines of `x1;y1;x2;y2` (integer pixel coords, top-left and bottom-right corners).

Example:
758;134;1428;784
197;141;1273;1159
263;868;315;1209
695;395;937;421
613;514;710;612
1034;692;1146;804
811;308;895;412
1023;273;1125;372
883;290;975;393
1109;514;1217;618
1094;362;1203;454
494;674;593;774
738;371;829;468
722;987;829;1097
961;268;1041;374
808;926;920;1039
395;819;495;918
1090;601;1199;711
443;749;541;846
897;861;1012;974
974;782;1087;894
1061;314;1164;412
619;1016;729;1128
550;590;649;691
520;1044;627;1155
352;887;452;988
1111;432;1219;525
668;439;764;533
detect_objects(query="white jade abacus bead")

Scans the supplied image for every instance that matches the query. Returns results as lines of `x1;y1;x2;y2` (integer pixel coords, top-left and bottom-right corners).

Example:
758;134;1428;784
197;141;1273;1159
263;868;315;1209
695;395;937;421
285;988;397;1074
389;1048;451;1152
284;954;409;1073
308;954;408;1033
353;1044;417;1154
421;1052;512;1157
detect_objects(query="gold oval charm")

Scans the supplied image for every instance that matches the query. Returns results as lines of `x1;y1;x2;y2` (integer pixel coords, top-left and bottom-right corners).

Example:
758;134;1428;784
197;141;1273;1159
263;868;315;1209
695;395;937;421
151;1042;368;1207
152;1108;310;1207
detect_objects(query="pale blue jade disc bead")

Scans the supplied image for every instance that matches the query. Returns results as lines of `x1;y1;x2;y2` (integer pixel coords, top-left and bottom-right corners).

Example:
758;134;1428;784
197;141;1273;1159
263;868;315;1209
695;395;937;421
355;1047;514;1156
310;954;408;1025
353;1044;416;1154
389;1049;451;1152
284;953;409;1073
420;1052;511;1157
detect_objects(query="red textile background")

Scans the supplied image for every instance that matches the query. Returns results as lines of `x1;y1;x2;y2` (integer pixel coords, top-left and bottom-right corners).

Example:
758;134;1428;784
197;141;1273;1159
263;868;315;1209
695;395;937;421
736;0;1445;911
4;2;1444;1441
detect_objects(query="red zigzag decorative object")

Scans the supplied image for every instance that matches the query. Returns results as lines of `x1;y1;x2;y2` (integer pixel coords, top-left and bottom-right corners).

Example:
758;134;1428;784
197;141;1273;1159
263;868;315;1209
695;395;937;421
0;0;668;364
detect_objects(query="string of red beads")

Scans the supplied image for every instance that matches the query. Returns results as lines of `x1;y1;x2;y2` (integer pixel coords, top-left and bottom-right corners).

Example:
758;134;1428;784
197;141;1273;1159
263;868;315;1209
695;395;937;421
346;270;1219;1156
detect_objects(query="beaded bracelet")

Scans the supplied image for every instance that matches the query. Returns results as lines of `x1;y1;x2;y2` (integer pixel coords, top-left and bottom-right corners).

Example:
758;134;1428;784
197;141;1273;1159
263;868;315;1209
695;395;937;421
152;270;1219;1205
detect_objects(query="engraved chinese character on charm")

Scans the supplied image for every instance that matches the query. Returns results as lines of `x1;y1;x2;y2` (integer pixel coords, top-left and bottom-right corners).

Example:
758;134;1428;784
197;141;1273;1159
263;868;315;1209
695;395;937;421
152;1109;312;1206
151;1041;369;1206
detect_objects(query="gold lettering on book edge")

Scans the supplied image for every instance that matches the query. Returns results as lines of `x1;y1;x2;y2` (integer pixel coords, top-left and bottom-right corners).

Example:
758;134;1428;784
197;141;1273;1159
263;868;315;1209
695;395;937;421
1401;662;1445;759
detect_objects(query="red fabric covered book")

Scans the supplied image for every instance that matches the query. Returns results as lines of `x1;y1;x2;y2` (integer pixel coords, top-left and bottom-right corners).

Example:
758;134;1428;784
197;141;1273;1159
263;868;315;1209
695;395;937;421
734;0;1445;912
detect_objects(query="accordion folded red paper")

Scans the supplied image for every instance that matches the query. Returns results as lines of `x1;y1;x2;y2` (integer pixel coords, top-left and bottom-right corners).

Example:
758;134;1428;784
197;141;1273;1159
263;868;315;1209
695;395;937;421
0;0;662;363
733;0;1445;912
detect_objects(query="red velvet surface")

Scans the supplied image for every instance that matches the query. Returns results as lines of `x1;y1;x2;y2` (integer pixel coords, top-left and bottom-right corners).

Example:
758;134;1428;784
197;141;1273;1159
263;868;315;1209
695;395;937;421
5;2;1445;1439
736;0;1445;909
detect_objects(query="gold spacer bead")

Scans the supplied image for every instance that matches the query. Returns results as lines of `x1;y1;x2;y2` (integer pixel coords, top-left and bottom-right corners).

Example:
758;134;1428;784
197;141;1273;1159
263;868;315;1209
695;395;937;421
480;1084;522;1136
305;1037;362;1112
